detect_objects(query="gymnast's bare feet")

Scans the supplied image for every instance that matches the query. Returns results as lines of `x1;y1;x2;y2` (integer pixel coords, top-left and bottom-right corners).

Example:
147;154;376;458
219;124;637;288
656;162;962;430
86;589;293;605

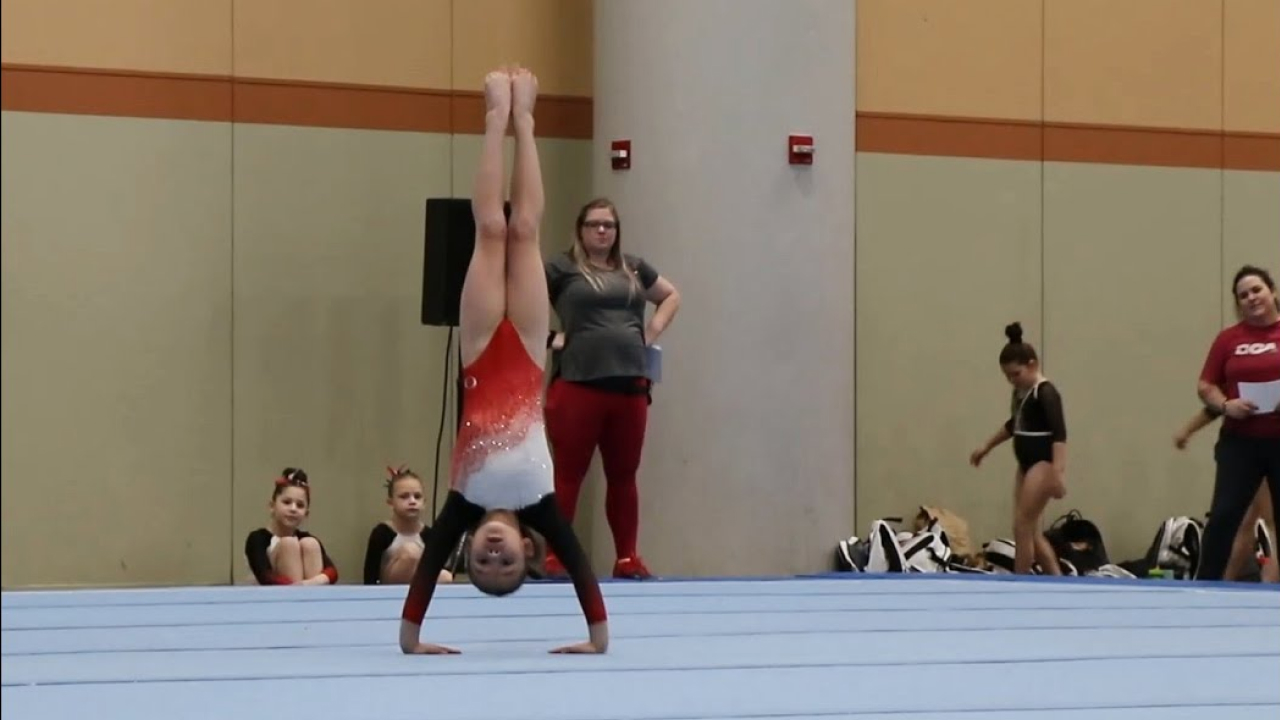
484;68;512;128
511;66;538;128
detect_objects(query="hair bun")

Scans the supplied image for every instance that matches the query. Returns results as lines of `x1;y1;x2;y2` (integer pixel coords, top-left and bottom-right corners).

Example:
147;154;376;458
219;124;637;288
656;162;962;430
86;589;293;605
1004;322;1023;344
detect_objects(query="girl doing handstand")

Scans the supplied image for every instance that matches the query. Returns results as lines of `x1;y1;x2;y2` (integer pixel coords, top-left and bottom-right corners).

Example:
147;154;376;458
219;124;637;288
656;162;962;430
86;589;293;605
399;66;608;655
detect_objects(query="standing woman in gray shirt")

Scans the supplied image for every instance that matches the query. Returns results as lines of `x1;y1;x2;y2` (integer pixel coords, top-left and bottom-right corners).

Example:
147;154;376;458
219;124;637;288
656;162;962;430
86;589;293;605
544;198;681;579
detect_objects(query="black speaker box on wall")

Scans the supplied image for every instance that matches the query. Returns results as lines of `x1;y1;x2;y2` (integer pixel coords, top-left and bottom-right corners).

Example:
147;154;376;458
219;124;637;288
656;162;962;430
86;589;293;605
420;197;513;327
421;198;471;328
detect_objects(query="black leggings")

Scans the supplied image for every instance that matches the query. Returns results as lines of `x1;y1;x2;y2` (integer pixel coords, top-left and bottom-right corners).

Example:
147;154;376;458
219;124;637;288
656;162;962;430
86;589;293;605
1195;431;1280;581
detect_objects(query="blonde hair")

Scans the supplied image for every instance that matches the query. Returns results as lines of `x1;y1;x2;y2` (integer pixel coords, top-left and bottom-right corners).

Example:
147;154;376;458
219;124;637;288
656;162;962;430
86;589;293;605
571;198;640;298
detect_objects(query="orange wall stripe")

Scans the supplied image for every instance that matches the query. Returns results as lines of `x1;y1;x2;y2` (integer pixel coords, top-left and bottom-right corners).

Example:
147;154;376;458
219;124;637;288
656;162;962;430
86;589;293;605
855;114;1043;162
1;64;592;139
2;65;233;122
1043;124;1222;170
858;111;1280;172
232;76;452;134
4;64;1277;170
445;92;593;139
1224;133;1280;172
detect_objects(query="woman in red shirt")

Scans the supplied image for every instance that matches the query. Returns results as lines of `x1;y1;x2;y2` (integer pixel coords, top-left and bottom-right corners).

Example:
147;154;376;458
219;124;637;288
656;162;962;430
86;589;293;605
1195;264;1280;581
1174;409;1277;582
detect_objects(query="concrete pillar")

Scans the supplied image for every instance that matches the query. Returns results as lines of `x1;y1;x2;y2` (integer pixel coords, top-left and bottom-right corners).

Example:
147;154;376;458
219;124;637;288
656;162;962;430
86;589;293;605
587;0;857;576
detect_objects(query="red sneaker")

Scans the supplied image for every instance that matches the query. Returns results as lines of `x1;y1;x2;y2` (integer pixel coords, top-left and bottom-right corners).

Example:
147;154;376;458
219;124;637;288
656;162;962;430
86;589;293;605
613;556;652;579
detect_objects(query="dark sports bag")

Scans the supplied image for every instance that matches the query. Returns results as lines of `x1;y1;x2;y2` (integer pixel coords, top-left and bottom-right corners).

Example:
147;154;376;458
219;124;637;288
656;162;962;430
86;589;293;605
1044;510;1110;575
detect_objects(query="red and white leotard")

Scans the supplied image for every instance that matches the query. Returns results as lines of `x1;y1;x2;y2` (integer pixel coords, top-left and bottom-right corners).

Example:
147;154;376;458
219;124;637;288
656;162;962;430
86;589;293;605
451;317;554;509
402;318;607;629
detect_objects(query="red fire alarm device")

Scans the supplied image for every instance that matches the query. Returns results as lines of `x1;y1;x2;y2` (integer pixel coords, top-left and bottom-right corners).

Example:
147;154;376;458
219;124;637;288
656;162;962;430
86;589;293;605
611;139;632;170
788;134;814;165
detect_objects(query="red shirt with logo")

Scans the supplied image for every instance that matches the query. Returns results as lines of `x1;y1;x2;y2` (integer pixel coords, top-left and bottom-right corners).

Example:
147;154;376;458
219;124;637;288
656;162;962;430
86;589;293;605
1199;319;1280;438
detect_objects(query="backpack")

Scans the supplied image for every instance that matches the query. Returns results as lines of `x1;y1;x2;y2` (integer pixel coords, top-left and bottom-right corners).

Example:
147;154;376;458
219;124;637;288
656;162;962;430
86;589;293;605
1144;515;1204;580
868;519;911;573
1256;517;1274;563
980;537;1077;576
1089;563;1137;579
899;517;954;573
914;506;974;558
1044;510;1110;575
834;534;870;572
1238;517;1276;582
982;537;1018;574
833;519;904;573
834;517;955;573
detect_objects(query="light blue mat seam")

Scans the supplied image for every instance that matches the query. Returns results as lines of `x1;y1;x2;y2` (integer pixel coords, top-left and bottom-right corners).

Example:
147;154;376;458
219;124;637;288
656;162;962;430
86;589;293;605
1;584;1234;610
7;650;1278;688
7;620;1275;657
472;702;1280;720
7;602;1274;632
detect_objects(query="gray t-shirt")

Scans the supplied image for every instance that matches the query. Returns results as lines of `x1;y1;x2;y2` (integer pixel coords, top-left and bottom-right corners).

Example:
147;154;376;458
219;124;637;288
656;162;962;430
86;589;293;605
546;251;660;383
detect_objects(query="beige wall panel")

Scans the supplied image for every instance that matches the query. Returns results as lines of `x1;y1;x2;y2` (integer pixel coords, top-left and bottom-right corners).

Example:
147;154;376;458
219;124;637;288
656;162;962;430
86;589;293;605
1045;0;1222;130
855;153;1043;550
594;0;857;577
233;0;452;89
856;0;1042;120
1222;171;1280;323
1224;0;1280;133
230;125;458;583
1;0;232;75
1;112;233;588
1042;163;1222;562
452;0;593;97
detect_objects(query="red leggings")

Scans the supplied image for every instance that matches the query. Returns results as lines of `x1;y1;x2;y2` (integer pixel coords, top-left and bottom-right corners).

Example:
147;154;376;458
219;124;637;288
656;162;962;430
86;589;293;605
544;378;648;559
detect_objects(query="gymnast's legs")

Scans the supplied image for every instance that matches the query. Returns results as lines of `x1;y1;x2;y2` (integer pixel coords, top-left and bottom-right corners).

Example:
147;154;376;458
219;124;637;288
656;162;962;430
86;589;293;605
502;67;550;363
457;69;514;367
457;66;547;367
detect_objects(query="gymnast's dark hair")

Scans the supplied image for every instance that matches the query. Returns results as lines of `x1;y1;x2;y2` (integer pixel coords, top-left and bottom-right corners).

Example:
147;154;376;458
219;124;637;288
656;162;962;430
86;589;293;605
271;467;310;501
1231;264;1279;315
998;322;1038;366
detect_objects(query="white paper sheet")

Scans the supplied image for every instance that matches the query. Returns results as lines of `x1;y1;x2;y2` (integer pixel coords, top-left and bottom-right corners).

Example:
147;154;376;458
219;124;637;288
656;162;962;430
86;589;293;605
1239;380;1280;414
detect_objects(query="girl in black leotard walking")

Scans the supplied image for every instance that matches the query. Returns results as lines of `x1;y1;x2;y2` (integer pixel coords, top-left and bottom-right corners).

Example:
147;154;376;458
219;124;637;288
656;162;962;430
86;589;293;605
969;322;1067;575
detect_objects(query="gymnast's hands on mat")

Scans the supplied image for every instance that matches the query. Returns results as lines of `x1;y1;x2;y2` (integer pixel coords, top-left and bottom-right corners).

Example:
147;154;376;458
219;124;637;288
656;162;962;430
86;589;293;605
399;620;459;654
552;642;601;654
551;622;609;654
399;619;608;655
402;642;460;655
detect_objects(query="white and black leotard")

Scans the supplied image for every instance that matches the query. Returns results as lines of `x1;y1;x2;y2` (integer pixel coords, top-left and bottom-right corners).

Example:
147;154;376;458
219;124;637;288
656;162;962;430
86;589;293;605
1003;379;1067;472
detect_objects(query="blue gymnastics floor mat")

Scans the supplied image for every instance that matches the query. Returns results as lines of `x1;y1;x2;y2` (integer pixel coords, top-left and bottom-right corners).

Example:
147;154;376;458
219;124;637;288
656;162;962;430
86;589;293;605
3;574;1277;719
